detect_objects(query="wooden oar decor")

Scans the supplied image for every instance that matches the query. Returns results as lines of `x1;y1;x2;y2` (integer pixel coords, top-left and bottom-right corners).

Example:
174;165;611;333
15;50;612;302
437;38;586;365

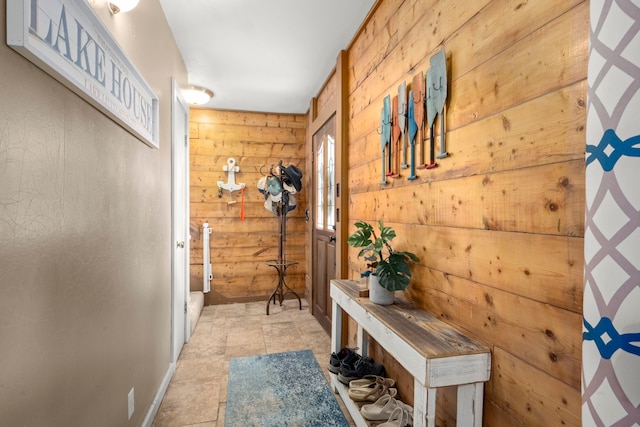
425;68;437;169
398;81;408;170
382;95;393;176
407;90;418;181
380;95;392;185
412;71;426;169
430;49;448;159
390;95;401;178
380;107;387;185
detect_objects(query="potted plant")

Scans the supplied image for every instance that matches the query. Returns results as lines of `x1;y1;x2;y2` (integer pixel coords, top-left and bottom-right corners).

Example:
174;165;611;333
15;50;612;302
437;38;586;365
347;220;419;305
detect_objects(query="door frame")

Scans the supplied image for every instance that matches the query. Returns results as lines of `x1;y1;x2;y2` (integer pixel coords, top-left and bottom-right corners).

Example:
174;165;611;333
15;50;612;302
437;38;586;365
170;79;190;362
311;113;337;331
308;50;348;323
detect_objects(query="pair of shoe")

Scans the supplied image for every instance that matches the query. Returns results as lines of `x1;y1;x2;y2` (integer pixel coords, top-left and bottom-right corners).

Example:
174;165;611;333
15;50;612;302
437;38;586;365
328;347;358;374
361;394;413;426
328;347;386;385
347;375;397;402
337;353;385;385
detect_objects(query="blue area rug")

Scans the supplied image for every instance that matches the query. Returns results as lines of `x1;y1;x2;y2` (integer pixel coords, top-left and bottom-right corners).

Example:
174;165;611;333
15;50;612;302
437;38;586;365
226;350;348;427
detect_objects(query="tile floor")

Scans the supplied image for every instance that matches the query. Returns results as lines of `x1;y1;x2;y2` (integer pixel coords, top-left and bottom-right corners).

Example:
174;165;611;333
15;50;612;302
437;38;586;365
152;299;355;427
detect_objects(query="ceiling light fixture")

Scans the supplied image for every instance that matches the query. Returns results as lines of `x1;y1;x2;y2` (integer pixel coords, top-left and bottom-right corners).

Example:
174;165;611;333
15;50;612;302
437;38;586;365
182;86;214;106
108;0;140;14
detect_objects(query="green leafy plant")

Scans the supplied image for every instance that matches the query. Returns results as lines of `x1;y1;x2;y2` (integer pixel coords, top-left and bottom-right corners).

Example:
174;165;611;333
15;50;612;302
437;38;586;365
347;220;419;292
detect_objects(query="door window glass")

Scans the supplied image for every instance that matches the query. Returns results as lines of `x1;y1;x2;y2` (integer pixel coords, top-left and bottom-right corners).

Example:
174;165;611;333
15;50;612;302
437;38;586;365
316;140;324;229
327;134;335;229
313;115;336;232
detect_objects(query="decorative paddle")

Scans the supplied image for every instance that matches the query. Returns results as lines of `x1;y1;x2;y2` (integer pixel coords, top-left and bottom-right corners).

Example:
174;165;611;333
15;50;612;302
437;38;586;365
407;90;418;181
412;71;426;169
380;107;387;185
382;95;392;176
398;81;408;169
390;95;401;177
430;49;448;159
425;68;437;169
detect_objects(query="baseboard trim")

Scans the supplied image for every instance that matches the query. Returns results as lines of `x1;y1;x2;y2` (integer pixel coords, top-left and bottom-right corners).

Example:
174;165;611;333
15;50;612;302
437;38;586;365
141;362;175;427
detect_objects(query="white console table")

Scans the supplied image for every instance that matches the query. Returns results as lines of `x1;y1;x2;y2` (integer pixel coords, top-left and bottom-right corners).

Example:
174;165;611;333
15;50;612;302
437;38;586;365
330;280;491;427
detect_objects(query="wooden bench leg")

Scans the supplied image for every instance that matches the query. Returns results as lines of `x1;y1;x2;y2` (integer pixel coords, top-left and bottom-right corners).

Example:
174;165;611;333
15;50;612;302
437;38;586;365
457;383;484;427
414;378;436;427
357;324;369;358
330;300;342;394
331;299;342;355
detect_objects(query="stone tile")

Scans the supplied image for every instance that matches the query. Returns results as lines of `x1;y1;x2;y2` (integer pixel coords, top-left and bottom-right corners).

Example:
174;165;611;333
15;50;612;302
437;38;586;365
199;305;217;319
218;403;226;426
152;378;220;426
212;303;245;319
245;301;270;316
265;339;309;354
266;298;309;311
261;310;293;324
287;302;312;316
179;335;226;360
226;327;264;347
295;317;327;335
224;344;266;359
219;373;228;403
261;321;300;336
190;320;213;335
209;316;233;330
173;355;227;382
262;322;307;354
225;314;265;332
302;330;332;354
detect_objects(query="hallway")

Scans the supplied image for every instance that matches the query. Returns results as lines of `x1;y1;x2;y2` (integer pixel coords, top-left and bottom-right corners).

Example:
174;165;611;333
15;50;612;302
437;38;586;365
152;299;354;426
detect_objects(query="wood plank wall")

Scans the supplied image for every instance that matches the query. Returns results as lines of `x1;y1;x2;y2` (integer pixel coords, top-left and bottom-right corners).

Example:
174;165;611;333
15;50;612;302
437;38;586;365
338;0;587;425
189;109;307;305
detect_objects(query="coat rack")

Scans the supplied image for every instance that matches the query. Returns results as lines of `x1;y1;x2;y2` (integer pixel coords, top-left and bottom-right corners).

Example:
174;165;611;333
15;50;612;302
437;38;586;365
264;160;302;315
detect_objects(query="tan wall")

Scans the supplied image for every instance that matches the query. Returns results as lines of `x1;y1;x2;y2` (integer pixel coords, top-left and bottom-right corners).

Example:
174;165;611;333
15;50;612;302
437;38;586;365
0;1;187;426
340;0;586;425
189;109;307;305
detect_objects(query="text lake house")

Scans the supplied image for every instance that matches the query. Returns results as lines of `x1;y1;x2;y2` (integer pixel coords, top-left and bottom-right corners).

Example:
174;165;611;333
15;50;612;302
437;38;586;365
8;0;159;147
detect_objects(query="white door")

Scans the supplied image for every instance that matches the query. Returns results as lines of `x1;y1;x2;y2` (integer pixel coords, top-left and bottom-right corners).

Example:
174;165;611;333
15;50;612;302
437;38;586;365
171;79;190;362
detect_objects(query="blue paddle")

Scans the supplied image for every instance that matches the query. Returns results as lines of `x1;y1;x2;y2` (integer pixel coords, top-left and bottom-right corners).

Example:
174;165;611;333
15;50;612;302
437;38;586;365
407;90;418;181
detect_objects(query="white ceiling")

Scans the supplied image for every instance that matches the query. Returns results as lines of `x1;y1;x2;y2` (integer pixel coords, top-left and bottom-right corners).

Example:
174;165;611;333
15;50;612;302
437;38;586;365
158;0;376;114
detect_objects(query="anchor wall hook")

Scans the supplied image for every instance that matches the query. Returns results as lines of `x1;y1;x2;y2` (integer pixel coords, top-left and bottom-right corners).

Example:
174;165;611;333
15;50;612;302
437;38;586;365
217;157;245;194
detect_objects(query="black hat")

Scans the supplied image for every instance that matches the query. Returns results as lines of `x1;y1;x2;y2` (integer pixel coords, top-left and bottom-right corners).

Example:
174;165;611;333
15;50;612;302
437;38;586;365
282;165;303;192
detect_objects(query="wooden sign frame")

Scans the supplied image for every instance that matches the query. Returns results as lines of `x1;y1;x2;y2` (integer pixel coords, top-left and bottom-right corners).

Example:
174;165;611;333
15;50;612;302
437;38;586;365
7;0;160;148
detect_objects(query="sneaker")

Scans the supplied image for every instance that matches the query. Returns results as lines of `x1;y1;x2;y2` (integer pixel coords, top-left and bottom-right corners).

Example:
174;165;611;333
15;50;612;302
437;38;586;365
336;352;367;383
338;355;385;385
328;347;358;374
338;350;365;376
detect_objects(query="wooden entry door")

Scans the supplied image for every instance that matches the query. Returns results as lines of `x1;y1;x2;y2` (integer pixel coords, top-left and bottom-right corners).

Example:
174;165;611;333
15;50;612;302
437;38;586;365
312;114;337;332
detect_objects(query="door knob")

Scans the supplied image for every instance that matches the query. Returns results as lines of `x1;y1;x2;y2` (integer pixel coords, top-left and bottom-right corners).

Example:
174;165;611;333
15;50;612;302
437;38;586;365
329;236;336;243
176;241;185;248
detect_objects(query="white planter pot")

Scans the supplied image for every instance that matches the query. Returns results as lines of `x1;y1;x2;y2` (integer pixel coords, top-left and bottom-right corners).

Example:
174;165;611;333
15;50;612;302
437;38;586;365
369;274;395;305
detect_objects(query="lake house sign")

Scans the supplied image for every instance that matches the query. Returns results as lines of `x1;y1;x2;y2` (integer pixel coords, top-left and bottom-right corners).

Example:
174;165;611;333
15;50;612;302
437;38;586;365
7;0;160;148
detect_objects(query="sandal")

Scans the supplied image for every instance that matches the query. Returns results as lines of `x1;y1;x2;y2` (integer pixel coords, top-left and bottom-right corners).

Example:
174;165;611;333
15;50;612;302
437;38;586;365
348;381;397;402
378;404;414;427
360;394;400;421
349;375;395;390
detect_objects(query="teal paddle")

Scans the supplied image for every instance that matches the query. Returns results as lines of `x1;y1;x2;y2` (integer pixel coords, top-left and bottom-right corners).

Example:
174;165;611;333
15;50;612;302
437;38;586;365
430;49;448;159
407;90;417;180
